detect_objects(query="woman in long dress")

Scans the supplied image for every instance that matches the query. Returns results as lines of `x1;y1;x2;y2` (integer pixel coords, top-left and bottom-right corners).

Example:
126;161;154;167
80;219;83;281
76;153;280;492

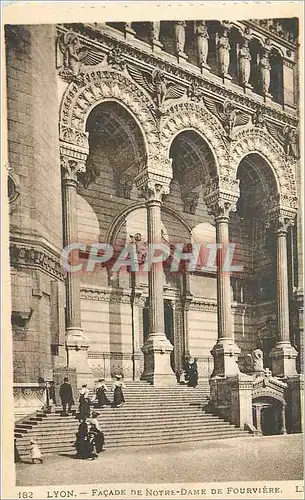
185;357;198;388
112;375;126;407
75;419;93;459
95;379;110;408
89;412;105;454
78;384;91;419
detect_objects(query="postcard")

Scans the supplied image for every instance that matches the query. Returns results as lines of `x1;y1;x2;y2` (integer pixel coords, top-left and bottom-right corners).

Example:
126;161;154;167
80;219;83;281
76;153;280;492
1;1;303;499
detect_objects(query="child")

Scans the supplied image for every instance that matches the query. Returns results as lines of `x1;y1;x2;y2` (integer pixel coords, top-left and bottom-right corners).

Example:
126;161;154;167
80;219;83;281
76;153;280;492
29;440;43;464
179;370;187;385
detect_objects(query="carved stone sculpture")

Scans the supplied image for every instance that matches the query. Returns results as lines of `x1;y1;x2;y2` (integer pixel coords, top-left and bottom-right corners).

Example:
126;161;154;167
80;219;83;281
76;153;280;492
58;32;88;81
258;48;271;96
217;28;231;77
196;21;209;69
237;38;251;87
174;21;186;54
252;348;265;373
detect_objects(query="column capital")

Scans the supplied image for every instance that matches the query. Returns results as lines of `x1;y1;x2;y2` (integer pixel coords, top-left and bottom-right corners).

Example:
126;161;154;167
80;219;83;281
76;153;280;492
268;207;296;235
205;193;238;221
60;143;88;185
141;179;170;203
135;159;172;203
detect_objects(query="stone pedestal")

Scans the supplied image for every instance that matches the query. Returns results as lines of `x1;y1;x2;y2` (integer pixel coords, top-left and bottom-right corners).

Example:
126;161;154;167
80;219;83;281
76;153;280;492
271;342;298;377
230;375;254;429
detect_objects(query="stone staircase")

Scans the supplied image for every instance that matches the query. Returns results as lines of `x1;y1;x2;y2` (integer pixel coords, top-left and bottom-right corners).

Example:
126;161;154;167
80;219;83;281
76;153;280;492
15;381;251;459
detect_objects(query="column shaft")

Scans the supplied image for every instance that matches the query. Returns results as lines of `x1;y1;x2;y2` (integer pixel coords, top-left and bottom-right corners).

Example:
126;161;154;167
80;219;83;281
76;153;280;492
270;213;298;377
216;216;232;340
276;231;290;343
147;200;165;336
62;180;81;330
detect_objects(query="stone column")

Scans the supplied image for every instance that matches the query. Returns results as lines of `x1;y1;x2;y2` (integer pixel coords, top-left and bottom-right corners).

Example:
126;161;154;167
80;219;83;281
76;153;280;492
253;404;263;434
206;196;241;377
139;179;176;385
60;146;92;386
281;402;287;434
270;212;298;377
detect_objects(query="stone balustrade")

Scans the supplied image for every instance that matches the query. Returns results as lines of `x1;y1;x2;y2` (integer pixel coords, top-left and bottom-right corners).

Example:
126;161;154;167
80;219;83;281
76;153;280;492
13;382;46;420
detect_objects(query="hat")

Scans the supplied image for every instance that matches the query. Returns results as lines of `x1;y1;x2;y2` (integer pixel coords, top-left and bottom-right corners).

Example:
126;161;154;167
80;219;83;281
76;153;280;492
30;440;36;444
91;412;98;418
115;374;122;379
98;378;105;382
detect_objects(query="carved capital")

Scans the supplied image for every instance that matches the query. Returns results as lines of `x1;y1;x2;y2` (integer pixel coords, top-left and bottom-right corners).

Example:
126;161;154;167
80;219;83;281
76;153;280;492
114;170;134;199
60;144;88;185
207;196;238;221
181;187;200;215
268;209;296;235
141;180;170;203
61;155;86;185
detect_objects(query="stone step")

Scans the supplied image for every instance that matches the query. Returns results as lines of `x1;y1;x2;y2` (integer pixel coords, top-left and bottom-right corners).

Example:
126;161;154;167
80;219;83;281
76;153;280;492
17;432;251;457
17;420;234;439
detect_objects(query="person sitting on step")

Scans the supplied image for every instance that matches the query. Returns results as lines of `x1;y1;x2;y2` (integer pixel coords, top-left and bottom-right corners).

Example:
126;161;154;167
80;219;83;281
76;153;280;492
29;440;43;464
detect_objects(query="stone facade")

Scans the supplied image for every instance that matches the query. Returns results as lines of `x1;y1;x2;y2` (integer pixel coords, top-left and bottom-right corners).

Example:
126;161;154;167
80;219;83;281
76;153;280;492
5;20;302;398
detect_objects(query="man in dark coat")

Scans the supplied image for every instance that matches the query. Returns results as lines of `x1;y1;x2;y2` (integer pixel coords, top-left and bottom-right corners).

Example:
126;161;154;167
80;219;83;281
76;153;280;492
59;377;74;415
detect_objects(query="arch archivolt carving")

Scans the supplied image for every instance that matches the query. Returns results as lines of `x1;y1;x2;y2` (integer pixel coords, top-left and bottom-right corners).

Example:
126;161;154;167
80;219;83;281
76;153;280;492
230;127;297;207
59;68;159;159
160;101;229;179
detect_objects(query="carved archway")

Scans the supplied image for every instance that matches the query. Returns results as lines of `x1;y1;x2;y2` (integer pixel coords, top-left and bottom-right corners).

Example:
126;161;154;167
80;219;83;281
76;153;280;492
161;101;229;178
230;127;297;209
59;68;159;159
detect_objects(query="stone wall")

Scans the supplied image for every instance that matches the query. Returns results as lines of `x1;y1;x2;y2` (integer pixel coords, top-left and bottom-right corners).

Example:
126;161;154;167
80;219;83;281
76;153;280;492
6;25;64;382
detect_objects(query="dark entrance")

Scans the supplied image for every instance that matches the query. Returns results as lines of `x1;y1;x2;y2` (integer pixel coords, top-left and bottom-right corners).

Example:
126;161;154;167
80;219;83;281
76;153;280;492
164;300;175;372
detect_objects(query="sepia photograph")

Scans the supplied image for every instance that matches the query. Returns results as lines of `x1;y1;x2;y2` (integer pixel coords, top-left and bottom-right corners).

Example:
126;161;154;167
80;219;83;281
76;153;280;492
1;1;304;498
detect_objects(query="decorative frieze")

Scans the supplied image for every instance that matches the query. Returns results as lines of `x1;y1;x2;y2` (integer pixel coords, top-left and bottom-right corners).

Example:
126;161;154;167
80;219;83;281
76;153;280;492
88;351;143;360
57;25;298;129
9;242;64;281
80;287;133;303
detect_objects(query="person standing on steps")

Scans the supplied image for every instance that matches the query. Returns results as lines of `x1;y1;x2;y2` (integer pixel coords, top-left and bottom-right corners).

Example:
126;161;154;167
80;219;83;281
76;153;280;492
185;357;199;388
75;418;93;459
59;377;74;416
112;374;126;408
95;378;110;408
78;384;91;419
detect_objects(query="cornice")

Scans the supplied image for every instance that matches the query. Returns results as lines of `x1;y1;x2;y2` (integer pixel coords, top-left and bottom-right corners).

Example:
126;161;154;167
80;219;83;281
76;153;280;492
57;23;298;128
9;238;64;281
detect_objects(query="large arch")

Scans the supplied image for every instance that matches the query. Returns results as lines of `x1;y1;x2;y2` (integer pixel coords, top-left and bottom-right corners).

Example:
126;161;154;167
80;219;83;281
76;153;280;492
59;68;159;160
106;202;193;247
230;127;297;207
161;101;229;178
